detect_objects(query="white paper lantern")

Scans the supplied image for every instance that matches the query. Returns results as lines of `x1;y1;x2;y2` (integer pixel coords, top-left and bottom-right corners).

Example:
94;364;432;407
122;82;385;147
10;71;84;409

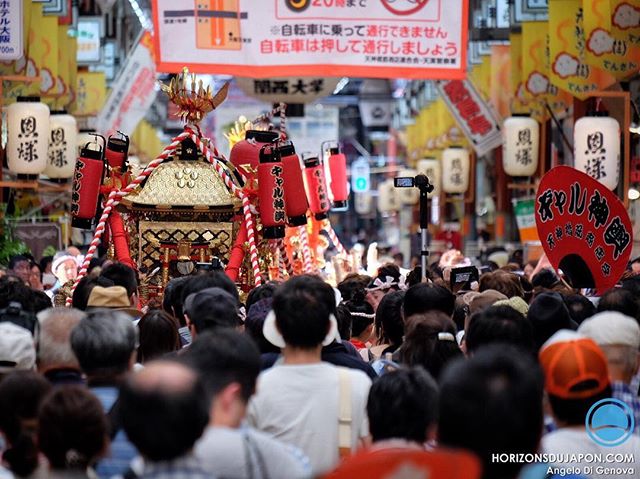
416;158;441;198
503;115;540;176
573;114;620;190
442;147;470;194
397;169;419;205
377;179;399;213
44;111;77;180
354;191;372;215
6;96;50;178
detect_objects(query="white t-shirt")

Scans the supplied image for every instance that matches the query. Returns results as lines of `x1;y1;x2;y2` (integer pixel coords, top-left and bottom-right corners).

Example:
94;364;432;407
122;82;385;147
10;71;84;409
247;362;372;476
195;426;311;479
541;428;640;479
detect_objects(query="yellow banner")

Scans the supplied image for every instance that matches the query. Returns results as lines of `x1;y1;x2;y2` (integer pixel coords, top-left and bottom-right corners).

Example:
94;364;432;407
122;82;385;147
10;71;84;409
521;22;550;120
510;32;529;114
5;3;58;100
75;72;106;116
55;26;77;109
583;0;640;79
549;0;616;98
490;45;511;119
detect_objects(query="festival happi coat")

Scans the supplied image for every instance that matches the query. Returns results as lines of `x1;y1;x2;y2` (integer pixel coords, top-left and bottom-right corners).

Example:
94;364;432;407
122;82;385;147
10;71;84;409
64;69;355;306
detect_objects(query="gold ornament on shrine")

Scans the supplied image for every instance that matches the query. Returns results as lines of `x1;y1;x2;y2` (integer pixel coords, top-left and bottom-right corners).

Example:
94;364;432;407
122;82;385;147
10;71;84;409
160;67;229;124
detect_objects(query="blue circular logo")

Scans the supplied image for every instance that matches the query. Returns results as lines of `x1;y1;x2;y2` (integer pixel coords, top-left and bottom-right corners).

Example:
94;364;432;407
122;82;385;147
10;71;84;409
585;398;635;447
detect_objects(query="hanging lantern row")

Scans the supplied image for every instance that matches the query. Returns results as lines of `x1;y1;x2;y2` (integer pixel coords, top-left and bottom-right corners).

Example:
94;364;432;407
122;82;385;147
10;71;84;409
228;131;350;239
573;112;620;191
502;114;540;177
6;96;81;181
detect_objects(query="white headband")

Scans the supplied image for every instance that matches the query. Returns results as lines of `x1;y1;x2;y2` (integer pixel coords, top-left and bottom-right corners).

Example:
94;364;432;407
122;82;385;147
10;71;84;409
349;312;375;320
438;332;456;342
367;275;408;292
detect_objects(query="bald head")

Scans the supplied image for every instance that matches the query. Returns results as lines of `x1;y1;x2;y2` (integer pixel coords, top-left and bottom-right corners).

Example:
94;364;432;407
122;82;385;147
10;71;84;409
119;361;209;462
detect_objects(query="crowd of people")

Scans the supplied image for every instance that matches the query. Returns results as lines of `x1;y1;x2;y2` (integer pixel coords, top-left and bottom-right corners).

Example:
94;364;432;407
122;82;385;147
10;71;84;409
0;247;638;479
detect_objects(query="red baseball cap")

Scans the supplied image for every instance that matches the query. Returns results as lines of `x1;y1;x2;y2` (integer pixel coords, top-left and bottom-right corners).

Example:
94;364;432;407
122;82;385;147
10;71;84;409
539;330;610;400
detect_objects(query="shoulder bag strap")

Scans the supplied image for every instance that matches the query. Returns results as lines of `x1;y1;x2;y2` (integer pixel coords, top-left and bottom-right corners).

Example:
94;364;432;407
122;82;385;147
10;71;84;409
337;368;352;458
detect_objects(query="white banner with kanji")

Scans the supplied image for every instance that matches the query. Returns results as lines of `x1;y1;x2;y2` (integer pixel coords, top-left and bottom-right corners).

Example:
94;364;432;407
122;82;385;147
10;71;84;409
96;32;157;136
152;0;468;80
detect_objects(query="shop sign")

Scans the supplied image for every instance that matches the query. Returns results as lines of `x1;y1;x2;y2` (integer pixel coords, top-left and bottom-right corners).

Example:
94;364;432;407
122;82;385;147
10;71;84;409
152;0;469;80
436;79;502;157
0;0;22;61
235;77;340;104
535;166;632;290
96;32;157;136
77;17;102;64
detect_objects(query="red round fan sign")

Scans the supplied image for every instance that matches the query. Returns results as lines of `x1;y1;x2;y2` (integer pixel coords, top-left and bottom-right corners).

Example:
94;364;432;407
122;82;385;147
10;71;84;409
535;166;633;291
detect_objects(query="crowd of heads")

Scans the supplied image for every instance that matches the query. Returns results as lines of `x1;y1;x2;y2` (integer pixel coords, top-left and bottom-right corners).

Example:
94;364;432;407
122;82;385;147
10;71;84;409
0;246;638;479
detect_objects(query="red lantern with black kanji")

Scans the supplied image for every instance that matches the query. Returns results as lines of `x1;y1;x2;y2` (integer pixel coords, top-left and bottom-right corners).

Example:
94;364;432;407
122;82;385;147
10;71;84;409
304;156;330;220
258;144;286;239
325;143;349;209
71;137;105;229
230;130;279;184
105;133;129;173
278;142;308;226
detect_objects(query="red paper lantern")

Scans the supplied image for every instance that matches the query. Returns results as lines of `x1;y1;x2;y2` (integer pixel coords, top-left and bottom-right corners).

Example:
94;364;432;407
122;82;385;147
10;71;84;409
304;156;330;220
326;145;348;209
278;142;308;226
229;130;279;183
71;138;105;229
258;144;286;239
105;133;129;173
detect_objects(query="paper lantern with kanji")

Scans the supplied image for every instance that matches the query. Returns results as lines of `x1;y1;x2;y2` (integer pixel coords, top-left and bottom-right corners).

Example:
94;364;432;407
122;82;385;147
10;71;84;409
44;111;77;180
377;179;399;213
503;115;539;176
416;158;441;198
573;114;620;191
7;97;50;178
354;192;372;215
397;169;419;205
442;147;470;194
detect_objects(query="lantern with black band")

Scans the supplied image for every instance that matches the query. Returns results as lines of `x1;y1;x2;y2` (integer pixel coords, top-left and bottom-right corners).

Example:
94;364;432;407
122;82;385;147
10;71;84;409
278;142;309;226
323;141;349;209
304;156;331;220
258;144;287;239
105;132;130;173
71;136;105;229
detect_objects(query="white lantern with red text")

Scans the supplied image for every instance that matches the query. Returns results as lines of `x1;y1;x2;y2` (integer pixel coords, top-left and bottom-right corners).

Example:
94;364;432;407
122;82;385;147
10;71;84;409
573;113;620;191
416;158;441;198
442;147;470;194
44;111;77;180
7;96;50;178
503;115;539;176
377;179;399;213
397;169;419;205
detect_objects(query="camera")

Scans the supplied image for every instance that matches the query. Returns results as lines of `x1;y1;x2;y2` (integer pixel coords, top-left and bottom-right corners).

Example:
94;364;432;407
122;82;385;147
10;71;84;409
394;174;434;193
195;256;225;273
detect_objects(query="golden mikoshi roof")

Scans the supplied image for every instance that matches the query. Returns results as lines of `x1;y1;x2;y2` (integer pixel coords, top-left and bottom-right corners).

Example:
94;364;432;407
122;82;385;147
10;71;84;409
121;160;238;209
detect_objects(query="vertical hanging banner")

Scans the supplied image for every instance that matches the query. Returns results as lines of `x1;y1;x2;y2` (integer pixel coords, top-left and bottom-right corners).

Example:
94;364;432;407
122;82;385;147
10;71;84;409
436;79;502;157
96;32;157;136
583;0;640;80
74;72;106;116
535;166;632;290
549;0;616;98
0;0;23;60
152;0;469;79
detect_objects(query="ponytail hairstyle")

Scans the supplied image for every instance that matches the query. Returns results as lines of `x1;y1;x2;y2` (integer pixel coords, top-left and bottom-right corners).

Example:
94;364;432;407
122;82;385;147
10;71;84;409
344;289;375;338
0;371;52;477
400;312;462;380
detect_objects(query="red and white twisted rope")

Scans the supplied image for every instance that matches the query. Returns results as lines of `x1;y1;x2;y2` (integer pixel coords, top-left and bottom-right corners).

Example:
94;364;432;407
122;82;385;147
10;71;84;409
66;132;189;305
323;220;348;257
185;127;263;285
298;225;314;273
277;238;293;276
